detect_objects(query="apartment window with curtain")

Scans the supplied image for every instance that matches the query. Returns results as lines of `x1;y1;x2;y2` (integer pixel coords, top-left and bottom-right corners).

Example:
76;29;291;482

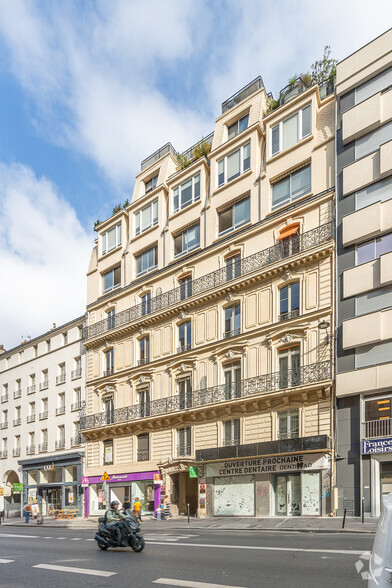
137;433;149;461
103;397;114;425
145;173;158;194
135;199;158;236
177;427;191;457
279;282;300;321
103;265;121;293
224;304;241;338
219;197;250;235
278;409;299;440
104;348;114;376
277;223;300;258
224;362;241;400
272;166;311;209
228;113;249;140
278;345;301;389
271;105;311;156
101;223;121;256
218;142;250;187
172;173;200;214
177;377;192;410
223;419;240;446
138;387;150;418
179;275;192;300
178;321;192;353
174;223;200;257
141;292;151;316
107;309;116;329
136;245;157;275
225;253;241;281
138;336;150;365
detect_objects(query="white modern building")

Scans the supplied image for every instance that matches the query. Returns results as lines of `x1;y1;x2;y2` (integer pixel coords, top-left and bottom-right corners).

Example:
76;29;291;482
0;316;86;516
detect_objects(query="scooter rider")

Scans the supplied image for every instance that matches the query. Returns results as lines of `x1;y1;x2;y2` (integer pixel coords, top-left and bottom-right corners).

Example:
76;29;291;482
105;500;127;545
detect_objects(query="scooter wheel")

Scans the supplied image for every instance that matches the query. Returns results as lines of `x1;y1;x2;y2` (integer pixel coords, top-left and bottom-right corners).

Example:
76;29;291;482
98;543;109;550
130;537;145;553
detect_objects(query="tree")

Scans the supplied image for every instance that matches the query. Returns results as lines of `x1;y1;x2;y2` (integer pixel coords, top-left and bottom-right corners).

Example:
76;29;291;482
310;46;337;84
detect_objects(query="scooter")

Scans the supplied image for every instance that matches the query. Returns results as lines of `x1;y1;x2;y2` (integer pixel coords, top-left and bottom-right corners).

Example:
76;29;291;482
95;512;145;552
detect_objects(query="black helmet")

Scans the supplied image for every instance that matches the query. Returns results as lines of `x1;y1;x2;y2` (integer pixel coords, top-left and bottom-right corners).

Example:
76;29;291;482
110;500;119;508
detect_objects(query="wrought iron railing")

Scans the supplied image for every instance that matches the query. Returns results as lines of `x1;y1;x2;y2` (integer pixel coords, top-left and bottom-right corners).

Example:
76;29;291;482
56;374;66;384
13;448;20;457
224;328;241;339
71;435;83;446
137;450;150;462
0;450;7;459
56;406;66;416
278;76;335;107
39;411;48;420
0;422;8;430
80;360;331;431
365;419;392;439
103;368;114;376
177;443;192;457
138;358;150;366
277;431;300;440
27;385;36;394
14;390;22;399
1;395;8;403
177;344;192;353
55;440;65;449
27;415;36;423
71;402;83;411
39;380;49;391
222;438;240;447
83;221;333;340
39;443;48;452
71;368;82;379
26;445;35;455
13;418;21;426
278;309;300;322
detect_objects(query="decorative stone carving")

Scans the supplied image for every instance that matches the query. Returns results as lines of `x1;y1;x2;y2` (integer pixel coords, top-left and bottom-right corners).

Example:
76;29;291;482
139;375;146;383
138;327;145;335
179;363;188;373
226;293;234;302
283;269;292;281
225;350;235;359
178;312;186;321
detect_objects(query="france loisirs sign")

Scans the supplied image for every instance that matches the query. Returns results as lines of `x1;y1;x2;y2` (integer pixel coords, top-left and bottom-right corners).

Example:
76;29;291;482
362;438;392;454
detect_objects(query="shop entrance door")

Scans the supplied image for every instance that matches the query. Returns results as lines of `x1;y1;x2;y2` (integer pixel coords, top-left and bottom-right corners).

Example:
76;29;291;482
42;487;62;515
275;474;301;516
381;463;392;499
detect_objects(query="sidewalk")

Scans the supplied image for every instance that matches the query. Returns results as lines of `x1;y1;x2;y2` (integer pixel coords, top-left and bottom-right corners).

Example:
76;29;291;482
1;515;378;534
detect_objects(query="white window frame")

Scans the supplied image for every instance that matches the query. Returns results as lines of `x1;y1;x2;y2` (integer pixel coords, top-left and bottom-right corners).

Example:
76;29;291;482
145;173;158;194
172;173;200;214
270;105;311;157
271;165;311;209
134;199;158;236
228;114;249;140
136;245;158;276
101;223;122;256
102;265;121;293
174;223;200;257
217;142;251;187
218;196;250;235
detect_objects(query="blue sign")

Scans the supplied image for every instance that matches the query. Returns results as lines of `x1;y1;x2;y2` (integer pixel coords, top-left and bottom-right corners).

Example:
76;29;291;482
362;438;392;454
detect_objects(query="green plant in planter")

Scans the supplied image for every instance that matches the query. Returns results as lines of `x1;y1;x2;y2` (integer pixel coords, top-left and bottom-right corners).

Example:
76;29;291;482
94;219;101;229
176;152;191;169
287;75;298;87
112;203;122;214
192;139;211;160
263;97;279;116
123;198;130;208
311;45;337;85
301;73;313;88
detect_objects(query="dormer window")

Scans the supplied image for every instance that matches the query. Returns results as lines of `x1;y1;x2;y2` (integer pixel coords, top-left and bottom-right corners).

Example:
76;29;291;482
217;142;250;187
172;173;200;214
135;199;158;236
228;114;249;141
101;223;122;256
145;174;158;194
271;105;311;157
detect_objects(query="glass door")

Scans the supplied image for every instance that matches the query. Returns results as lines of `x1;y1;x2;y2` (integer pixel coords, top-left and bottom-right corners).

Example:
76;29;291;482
224;363;241;400
287;475;301;516
275;475;287;515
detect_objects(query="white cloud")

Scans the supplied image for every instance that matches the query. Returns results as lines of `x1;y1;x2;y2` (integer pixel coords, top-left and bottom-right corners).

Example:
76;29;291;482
0;163;91;349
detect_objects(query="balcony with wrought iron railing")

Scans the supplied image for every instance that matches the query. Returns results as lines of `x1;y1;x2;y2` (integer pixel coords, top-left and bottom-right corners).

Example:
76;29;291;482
27;414;36;423
278;309;300;323
222;438;240;447
177;344;192;354
0;422;8;430
0;450;7;459
56;406;66;416
39;443;48;453
278;76;335;108
1;395;8;403
71;435;83;446
56;374;66;385
83;221;333;341
26;445;35;455
71;401;83;412
137;450;150;462
222;76;264;114
277;431;300;440
13;448;20;457
39;411;48;420
137;358;150;367
177;444;192;457
13;418;21;427
39;380;49;391
55;439;65;450
365;419;392;439
14;390;22;399
103;367;114;376
224;328;241;340
71;368;82;380
27;385;36;395
80;360;331;431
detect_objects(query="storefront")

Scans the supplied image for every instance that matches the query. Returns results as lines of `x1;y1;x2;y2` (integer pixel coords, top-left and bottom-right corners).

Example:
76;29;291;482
19;452;84;516
361;437;392;517
83;470;161;517
203;452;331;517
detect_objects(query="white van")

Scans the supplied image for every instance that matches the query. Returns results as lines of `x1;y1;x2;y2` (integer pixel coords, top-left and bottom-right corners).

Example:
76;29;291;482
369;493;392;586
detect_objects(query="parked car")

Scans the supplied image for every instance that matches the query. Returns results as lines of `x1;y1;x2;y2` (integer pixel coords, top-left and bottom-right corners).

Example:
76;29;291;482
369;493;392;587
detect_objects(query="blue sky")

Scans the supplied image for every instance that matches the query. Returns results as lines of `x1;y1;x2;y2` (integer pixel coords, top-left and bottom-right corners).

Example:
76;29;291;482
0;0;391;349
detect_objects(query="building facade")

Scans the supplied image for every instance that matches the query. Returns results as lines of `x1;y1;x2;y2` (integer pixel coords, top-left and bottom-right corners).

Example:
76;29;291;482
81;75;335;518
335;28;392;517
0;317;86;516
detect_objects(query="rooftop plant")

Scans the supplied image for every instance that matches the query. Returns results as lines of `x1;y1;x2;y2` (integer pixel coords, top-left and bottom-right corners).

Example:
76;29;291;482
177;137;212;169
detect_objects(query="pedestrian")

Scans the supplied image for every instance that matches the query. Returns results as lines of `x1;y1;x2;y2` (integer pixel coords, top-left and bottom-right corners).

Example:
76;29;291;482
122;496;131;515
133;496;142;523
23;503;31;523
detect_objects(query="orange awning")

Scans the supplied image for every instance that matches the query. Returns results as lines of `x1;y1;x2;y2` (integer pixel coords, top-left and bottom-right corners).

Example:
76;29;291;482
277;223;300;241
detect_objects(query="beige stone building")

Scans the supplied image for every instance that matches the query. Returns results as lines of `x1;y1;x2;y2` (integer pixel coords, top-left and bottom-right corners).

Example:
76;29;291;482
81;75;335;518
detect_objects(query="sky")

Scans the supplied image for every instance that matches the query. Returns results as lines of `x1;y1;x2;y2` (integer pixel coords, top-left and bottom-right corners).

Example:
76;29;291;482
0;0;391;350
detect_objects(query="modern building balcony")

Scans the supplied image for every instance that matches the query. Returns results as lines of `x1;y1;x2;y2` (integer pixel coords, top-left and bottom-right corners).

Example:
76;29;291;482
39;380;49;391
177;344;192;354
56;375;66;385
83;222;333;341
71;368;82;380
13;448;20;457
365;419;392;439
56;406;66;416
177;444;192;457
14;390;22;399
27;414;36;423
103;367;114;376
277;76;334;108
27;385;36;395
71;435;83;446
0;450;7;459
137;450;150;462
13;418;21;427
38;443;48;453
278;309;300;323
0;422;8;430
26;445;35;455
221;76;263;113
1;395;8;403
55;439;65;450
141;142;177;173
71;401;83;412
80;360;331;431
39;411;48;420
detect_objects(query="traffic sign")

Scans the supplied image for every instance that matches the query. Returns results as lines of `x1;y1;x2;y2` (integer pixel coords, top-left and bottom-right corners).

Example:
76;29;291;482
101;472;111;481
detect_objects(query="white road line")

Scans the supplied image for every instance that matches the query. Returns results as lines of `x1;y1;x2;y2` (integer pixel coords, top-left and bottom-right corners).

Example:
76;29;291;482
154;580;246;588
71;538;82;541
85;539;94;541
0;559;14;564
56;537;66;540
0;533;39;539
43;537;53;539
148;541;370;556
32;564;116;577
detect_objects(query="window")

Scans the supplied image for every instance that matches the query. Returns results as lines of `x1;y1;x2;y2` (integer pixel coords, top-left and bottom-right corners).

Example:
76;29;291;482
138;388;150;418
103;266;121;293
29;402;35;417
179;276;192;300
177;427;191;456
279;282;300;321
356;233;392;266
28;432;35;451
104;349;114;375
356;286;392;317
41;370;48;389
278;409;299;440
278;345;301;388
137;433;149;461
145;173;158;194
103;397;114;425
219;197;250;234
223;419;240;446
365;396;392;438
218;142;250;187
41;429;48;445
135;199;158;236
141;292;151;316
136;246;157;275
2;384;8;401
103;439;113;465
224;362;241;400
355;66;392;106
74;388;81;404
174;224;200;256
178;321;191;353
355;120;392;161
56;394;65;415
15;380;21;393
15;435;20;451
1;410;7;427
224;304;241;338
101;223;121;256
277;223;300;258
107;309;115;330
271;105;311;156
228;114;249;140
173;173;200;213
14;405;21;426
178;377;192;409
356;177;392;211
356;340;392;369
225;253;241;281
272;165;311;209
139;336;150;365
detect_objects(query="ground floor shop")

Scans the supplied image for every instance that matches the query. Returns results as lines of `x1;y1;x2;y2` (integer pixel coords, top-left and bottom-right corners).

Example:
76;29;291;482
360;437;392;517
83;470;161;517
199;452;331;517
19;452;84;516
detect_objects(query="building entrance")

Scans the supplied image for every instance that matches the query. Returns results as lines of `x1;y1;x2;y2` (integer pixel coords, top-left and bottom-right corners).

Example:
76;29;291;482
275;474;301;516
381;463;392;499
41;487;62;515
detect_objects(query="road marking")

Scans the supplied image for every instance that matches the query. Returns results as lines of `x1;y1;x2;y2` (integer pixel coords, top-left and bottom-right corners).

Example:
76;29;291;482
144;534;196;542
0;559;14;564
71;538;82;541
33;564;116;577
0;533;39;539
43;537;53;539
85;539;94;541
154;580;246;588
56;537;66;540
148;541;370;556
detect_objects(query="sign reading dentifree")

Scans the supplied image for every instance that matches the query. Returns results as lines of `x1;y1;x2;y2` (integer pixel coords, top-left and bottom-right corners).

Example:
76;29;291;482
362;438;392;454
207;453;329;477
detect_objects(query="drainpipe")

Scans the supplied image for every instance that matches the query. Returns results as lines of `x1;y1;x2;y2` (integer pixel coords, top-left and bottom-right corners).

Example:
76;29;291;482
333;90;339;515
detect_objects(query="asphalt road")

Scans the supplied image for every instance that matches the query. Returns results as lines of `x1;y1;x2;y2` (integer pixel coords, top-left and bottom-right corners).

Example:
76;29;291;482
0;525;373;587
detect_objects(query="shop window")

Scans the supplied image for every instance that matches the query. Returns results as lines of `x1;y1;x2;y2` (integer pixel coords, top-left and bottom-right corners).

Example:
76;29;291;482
178;321;192;353
277;223;300;258
223;419;240;446
65;465;78;483
224;362;241;400
179;275;192;300
103;439;113;465
177;427;191;457
138;336;150;365
225;253;241;281
104;348;114;376
277;409;299;440
177;377;192;410
365;396;392;438
103;397;114;425
141;292;151;316
137;433;149;461
278;345;301;389
224;304;241;339
64;486;76;508
138;387;150;418
279;282;300;321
